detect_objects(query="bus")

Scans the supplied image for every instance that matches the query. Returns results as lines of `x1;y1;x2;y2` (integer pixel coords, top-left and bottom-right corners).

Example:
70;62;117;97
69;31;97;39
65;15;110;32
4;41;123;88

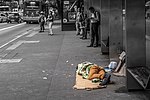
23;0;44;23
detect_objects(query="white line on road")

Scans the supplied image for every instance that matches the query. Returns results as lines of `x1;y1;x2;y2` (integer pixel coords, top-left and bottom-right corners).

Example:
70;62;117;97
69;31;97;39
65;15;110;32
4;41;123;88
6;40;40;50
0;22;26;32
0;58;22;63
0;30;31;49
6;41;24;50
23;41;40;43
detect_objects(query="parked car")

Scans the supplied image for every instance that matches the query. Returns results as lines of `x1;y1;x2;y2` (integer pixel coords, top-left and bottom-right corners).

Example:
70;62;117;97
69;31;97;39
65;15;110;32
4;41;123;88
7;12;23;23
0;13;7;23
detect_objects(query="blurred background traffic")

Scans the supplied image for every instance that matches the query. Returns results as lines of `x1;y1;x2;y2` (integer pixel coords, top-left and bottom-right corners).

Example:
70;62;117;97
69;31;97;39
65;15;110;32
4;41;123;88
0;0;61;23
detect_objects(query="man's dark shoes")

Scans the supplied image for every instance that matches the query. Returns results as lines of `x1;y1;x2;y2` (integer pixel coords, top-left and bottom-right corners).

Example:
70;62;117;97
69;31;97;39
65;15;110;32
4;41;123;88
76;33;80;36
80;37;83;39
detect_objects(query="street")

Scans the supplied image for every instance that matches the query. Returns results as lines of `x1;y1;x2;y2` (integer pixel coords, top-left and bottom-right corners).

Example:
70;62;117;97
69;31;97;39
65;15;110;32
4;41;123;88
0;0;150;99
0;22;63;100
0;22;38;47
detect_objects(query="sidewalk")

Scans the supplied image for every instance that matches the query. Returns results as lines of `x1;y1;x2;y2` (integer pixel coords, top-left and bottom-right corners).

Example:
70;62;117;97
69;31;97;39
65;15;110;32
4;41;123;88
0;23;149;100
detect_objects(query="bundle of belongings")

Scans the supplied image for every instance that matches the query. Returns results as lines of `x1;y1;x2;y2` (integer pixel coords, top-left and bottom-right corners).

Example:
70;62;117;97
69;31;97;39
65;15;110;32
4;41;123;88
73;52;126;90
76;61;111;86
113;51;126;76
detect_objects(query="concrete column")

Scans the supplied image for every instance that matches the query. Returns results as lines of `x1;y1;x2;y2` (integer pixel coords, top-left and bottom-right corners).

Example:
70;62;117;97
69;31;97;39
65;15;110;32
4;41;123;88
126;0;146;90
101;0;109;54
125;0;146;68
109;0;123;61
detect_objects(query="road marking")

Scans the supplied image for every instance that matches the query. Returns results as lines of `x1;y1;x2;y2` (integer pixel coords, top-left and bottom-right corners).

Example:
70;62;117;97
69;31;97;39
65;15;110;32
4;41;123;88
0;22;26;32
24;40;40;43
6;40;40;50
26;32;38;37
0;30;31;49
0;58;22;63
6;41;24;50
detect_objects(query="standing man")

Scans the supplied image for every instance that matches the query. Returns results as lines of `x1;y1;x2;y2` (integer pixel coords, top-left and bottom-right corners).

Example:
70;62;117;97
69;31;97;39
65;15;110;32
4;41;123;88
87;7;100;47
47;10;54;35
38;11;46;32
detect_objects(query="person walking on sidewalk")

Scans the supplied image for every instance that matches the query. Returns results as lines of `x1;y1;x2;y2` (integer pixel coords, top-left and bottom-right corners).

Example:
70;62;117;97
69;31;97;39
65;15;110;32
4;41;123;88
80;14;90;40
75;8;82;35
87;7;100;47
79;8;85;37
47;10;54;35
38;11;46;32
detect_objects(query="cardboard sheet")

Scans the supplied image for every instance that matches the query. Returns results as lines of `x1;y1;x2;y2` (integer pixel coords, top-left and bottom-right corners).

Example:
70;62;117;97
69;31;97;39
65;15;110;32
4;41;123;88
73;73;106;90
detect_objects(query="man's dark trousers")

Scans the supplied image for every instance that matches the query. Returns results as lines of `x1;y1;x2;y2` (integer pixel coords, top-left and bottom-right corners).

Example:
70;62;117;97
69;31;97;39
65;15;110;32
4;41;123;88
90;23;99;46
40;22;45;31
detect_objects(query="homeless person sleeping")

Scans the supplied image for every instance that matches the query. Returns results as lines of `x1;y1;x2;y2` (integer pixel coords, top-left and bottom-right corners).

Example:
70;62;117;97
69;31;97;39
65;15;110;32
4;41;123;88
76;61;111;86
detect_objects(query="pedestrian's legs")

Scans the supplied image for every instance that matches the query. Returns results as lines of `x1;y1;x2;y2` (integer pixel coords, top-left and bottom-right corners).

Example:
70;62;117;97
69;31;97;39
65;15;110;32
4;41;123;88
43;22;45;30
95;24;99;46
87;24;95;47
92;23;99;47
79;22;83;35
76;22;80;35
84;28;88;39
48;22;53;35
39;22;42;32
80;27;85;39
41;22;44;32
43;22;45;31
91;24;95;46
80;28;84;36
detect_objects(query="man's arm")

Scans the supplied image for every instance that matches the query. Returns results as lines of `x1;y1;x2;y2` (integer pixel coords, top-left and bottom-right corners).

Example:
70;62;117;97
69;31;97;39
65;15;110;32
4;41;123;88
94;12;100;21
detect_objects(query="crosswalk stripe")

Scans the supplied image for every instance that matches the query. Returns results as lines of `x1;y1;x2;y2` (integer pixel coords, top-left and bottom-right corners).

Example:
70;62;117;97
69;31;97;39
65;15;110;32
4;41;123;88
6;40;40;50
0;59;22;63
